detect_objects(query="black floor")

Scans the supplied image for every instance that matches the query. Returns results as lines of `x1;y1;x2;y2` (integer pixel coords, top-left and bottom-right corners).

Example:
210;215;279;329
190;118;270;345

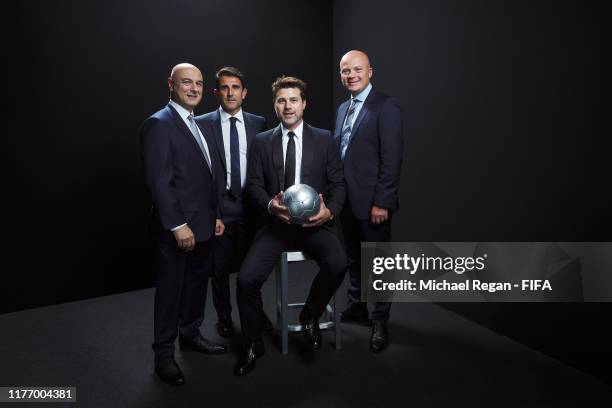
1;267;611;408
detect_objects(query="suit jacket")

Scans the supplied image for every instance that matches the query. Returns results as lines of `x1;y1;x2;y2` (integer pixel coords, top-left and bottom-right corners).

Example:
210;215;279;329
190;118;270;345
195;109;267;222
140;103;218;242
334;89;403;220
247;123;345;231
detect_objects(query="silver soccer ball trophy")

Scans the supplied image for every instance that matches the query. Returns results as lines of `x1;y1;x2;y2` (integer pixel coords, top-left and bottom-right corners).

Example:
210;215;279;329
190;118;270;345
282;184;321;225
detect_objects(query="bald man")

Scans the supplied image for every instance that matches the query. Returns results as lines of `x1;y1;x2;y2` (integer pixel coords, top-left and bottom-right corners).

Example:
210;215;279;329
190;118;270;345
141;63;227;385
334;50;403;352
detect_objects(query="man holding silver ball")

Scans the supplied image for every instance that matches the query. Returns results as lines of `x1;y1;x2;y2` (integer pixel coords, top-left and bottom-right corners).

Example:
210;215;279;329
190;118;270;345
234;76;347;376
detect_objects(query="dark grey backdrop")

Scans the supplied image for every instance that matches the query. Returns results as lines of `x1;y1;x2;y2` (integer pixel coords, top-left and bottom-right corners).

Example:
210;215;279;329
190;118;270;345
3;0;611;383
333;0;610;242
332;0;611;383
4;0;332;313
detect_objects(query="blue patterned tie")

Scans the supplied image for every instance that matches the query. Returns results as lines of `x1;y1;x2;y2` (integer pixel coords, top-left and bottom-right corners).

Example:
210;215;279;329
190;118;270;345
229;117;241;197
340;98;360;159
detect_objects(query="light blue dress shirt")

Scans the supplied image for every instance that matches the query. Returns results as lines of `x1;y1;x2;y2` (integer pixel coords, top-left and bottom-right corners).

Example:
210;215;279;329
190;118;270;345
343;82;372;131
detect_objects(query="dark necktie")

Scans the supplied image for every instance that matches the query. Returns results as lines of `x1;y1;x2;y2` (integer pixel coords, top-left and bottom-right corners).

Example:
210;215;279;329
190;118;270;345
284;131;296;190
229;117;241;197
340;98;360;160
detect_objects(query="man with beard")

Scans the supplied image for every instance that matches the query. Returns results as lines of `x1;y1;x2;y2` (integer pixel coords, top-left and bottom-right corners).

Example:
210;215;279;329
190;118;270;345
234;76;346;376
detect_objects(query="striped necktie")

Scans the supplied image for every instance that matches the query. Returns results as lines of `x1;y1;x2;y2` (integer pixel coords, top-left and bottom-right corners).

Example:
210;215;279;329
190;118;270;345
340;98;360;159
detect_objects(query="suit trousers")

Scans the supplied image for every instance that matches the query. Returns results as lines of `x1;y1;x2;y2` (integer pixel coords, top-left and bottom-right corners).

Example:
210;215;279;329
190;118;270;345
152;235;212;361
340;208;392;322
212;218;251;316
237;221;347;341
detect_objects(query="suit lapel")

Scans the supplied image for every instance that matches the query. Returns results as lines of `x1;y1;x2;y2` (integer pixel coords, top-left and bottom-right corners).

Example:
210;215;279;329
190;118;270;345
243;113;256;148
166;105;196;146
167;104;199;151
335;101;349;140
167;104;212;174
348;91;374;143
271;125;284;192
211;111;227;173
301;124;314;185
198;121;215;178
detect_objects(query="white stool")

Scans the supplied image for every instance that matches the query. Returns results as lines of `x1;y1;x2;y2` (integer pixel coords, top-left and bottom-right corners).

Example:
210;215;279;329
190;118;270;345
275;251;342;354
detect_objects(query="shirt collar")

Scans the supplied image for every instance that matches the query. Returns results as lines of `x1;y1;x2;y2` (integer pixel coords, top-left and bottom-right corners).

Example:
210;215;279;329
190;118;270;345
352;82;372;103
168;99;193;120
281;120;304;139
219;107;244;124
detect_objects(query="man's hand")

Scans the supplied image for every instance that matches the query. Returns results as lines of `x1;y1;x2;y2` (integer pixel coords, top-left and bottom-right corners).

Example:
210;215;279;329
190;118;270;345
303;194;333;228
270;191;290;223
370;205;389;225
173;225;196;251
215;219;225;236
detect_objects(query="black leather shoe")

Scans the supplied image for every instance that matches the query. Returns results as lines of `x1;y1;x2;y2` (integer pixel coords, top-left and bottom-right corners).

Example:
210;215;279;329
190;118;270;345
341;303;369;324
155;358;185;386
301;316;322;350
370;320;389;353
262;311;274;332
234;338;265;376
216;313;234;338
180;334;227;354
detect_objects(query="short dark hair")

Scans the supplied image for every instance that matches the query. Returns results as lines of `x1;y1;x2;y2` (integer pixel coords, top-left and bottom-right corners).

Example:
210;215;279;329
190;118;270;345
271;76;306;102
215;66;246;89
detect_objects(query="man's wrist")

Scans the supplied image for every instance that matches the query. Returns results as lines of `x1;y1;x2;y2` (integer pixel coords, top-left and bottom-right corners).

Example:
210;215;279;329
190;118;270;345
171;223;187;232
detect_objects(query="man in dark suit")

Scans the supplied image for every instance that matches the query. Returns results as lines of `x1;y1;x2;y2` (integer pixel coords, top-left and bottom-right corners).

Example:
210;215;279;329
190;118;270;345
234;76;347;376
334;50;403;353
196;67;269;338
140;63;227;386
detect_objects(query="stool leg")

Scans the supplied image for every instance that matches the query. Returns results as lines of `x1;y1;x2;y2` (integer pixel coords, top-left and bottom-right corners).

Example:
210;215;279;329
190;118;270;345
275;260;281;332
281;252;289;355
334;295;342;350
